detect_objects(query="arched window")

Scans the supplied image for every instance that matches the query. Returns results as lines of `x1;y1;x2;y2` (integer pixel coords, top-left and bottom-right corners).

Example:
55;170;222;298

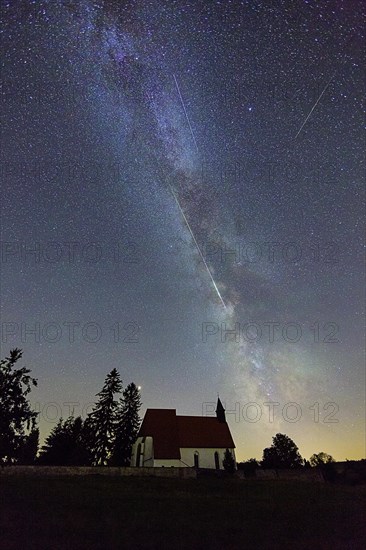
136;443;142;467
214;451;220;470
194;451;199;468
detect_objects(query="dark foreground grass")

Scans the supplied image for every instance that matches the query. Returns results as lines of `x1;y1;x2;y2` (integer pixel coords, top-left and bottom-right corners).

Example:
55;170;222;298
0;476;365;549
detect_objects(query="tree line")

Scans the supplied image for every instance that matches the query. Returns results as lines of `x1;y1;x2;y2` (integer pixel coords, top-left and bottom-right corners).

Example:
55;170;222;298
0;349;141;466
1;349;339;471
237;432;336;477
237;436;366;484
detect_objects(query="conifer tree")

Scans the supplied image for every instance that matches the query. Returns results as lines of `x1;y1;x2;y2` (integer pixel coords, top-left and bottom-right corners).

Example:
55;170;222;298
110;383;141;466
38;416;90;465
87;368;122;465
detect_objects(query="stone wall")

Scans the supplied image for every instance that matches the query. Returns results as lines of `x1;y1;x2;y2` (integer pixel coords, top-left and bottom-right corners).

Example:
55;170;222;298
239;468;324;481
0;466;324;481
276;469;324;482
0;466;197;478
255;469;278;479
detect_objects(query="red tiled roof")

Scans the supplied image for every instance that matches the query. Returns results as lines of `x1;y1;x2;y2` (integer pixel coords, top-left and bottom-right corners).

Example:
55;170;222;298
138;408;235;459
138;409;181;459
177;416;235;449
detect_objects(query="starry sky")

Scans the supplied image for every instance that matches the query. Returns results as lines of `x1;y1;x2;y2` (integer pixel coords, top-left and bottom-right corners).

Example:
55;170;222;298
1;0;365;461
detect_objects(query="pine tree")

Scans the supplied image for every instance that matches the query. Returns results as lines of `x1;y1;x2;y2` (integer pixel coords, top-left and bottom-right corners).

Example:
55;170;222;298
38;416;90;465
38;418;68;465
110;383;141;466
87;368;122;466
0;349;38;464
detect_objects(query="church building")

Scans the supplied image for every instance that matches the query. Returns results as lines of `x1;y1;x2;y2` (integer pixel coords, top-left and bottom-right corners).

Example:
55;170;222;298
131;398;236;469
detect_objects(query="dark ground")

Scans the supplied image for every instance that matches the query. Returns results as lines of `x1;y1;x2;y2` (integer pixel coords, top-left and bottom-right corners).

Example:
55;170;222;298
0;476;365;549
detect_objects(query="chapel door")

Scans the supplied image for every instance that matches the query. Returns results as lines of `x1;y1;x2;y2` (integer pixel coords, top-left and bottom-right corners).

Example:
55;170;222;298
214;451;220;470
194;451;199;468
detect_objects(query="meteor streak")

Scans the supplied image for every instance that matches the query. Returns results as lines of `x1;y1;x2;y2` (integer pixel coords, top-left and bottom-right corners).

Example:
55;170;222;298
169;184;227;309
173;73;199;153
294;72;336;139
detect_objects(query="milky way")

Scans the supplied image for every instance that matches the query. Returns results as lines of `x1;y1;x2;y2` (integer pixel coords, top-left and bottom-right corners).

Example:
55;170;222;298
1;0;365;460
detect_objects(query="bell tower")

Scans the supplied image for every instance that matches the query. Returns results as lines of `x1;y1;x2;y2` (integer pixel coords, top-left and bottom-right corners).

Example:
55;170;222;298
216;397;226;423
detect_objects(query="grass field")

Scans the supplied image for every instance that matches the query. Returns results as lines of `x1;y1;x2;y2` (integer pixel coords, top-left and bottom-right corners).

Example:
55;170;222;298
0;476;365;549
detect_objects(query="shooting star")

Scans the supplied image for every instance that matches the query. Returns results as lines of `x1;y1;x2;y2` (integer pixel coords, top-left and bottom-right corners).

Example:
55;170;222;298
294;72;336;139
173;74;199;153
169;184;227;309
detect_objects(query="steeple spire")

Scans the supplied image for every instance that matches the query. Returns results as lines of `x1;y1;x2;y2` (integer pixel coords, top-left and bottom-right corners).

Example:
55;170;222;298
216;396;226;423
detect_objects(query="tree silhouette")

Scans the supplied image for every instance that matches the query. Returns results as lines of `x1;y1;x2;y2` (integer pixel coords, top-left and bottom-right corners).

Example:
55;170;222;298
309;452;336;481
38;416;91;466
261;433;303;469
309;452;334;467
223;448;236;473
18;427;39;465
87;368;122;465
0;349;38;464
110;382;141;466
38;418;65;465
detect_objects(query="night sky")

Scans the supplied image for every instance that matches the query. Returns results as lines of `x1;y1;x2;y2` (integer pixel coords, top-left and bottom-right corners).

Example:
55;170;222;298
1;0;365;461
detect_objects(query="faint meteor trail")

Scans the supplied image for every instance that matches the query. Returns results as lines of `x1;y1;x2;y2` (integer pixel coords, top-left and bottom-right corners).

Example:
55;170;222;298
294;72;336;139
169;184;227;309
173;73;199;153
170;75;224;306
